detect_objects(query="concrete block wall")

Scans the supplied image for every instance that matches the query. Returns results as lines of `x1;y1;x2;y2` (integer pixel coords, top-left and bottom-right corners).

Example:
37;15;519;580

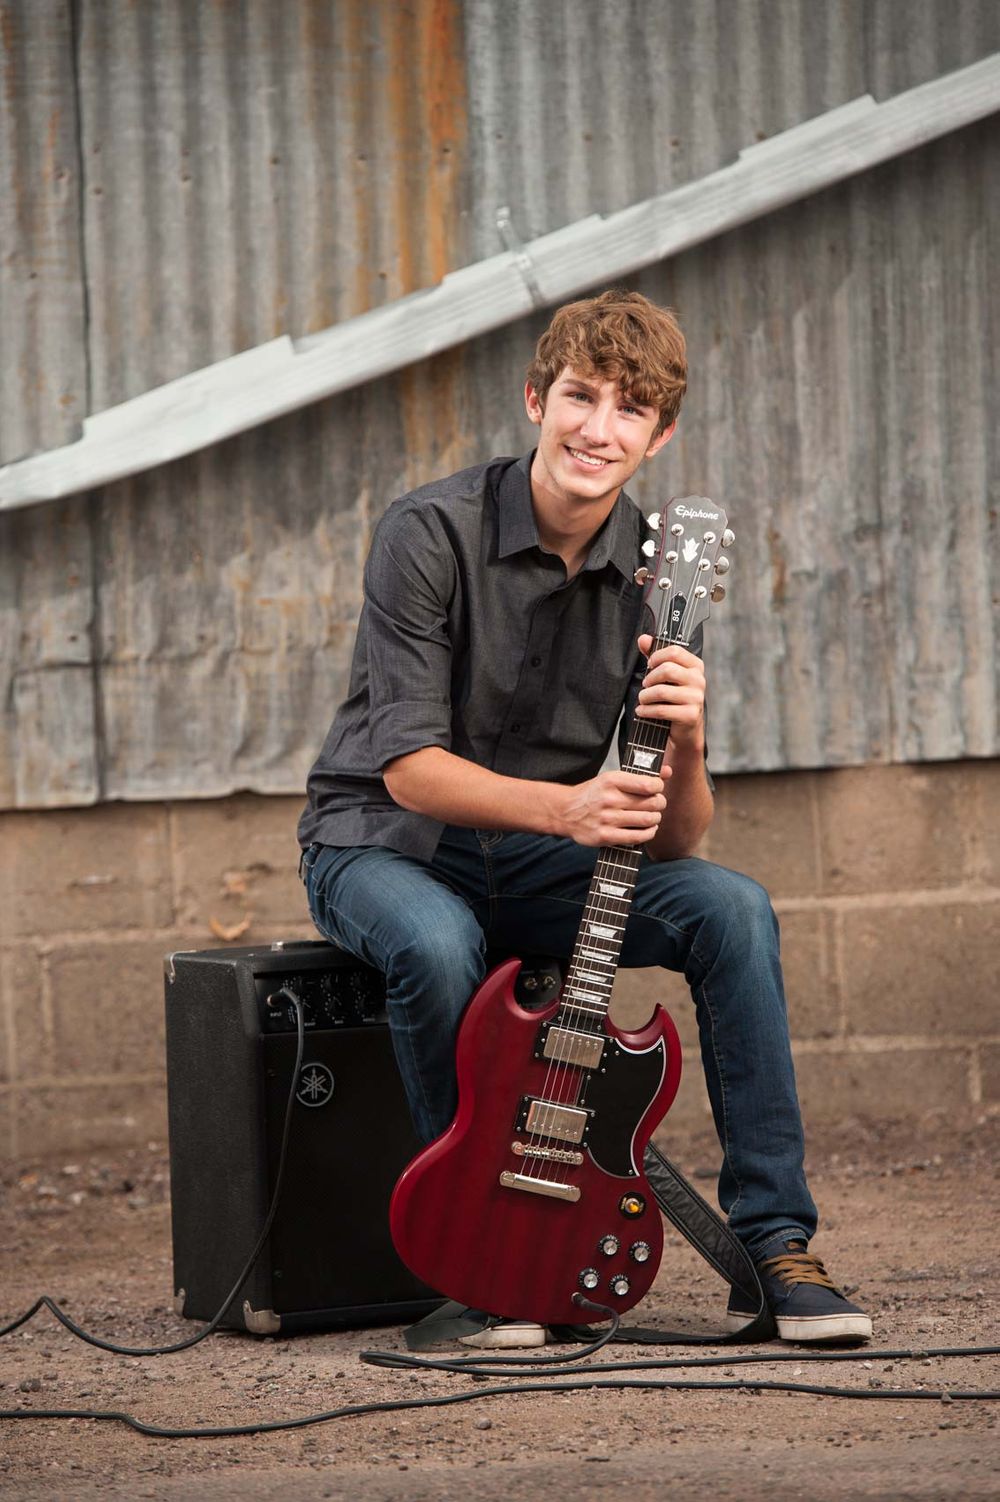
0;761;996;1162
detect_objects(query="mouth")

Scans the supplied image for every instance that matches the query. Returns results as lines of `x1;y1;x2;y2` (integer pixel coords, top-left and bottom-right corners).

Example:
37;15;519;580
565;446;612;469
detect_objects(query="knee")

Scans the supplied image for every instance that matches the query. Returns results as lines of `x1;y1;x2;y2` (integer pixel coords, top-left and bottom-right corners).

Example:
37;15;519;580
701;868;778;951
393;907;486;995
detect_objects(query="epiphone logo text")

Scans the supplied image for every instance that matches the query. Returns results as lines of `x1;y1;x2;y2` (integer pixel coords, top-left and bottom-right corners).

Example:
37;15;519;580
675;504;720;521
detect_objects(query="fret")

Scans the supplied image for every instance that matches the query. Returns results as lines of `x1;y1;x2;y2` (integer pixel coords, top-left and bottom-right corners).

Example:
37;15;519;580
625;745;660;771
558;1002;607;1018
563;987;608;1005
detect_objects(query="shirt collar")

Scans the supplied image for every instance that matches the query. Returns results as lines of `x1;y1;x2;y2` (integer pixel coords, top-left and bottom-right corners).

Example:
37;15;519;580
497;452;640;583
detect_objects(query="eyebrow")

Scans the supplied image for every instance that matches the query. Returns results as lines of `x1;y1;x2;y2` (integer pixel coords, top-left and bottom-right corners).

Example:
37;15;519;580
560;374;654;411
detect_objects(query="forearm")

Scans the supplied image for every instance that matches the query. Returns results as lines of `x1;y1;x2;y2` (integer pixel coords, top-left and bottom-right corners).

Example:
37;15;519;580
646;732;714;861
383;746;569;836
384;746;668;849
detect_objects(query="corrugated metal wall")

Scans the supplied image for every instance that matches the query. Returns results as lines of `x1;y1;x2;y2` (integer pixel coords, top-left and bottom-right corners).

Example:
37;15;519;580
1;0;997;808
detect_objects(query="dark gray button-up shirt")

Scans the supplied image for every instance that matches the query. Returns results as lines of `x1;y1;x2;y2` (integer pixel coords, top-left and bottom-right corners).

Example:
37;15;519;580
298;453;703;860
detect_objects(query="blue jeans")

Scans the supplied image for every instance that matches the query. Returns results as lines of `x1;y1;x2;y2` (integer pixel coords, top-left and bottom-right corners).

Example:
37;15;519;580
301;826;817;1258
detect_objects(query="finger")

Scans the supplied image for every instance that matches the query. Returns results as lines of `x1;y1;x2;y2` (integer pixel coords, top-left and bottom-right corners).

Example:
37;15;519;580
609;822;659;845
610;771;664;794
645;644;700;672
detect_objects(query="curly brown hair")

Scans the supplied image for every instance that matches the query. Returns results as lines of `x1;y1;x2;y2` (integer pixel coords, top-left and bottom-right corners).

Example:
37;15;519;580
526;288;687;437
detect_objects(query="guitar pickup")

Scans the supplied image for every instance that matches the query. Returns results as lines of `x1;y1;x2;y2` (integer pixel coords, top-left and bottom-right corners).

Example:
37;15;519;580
534;1023;606;1071
517;1097;590;1145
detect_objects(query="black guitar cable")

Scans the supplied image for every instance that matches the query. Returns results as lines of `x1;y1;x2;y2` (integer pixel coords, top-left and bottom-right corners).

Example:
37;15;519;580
0;984;311;1358
2;985;998;1440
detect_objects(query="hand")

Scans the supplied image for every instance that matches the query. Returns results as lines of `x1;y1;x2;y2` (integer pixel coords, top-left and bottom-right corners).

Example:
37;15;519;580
559;768;669;848
635;634;706;747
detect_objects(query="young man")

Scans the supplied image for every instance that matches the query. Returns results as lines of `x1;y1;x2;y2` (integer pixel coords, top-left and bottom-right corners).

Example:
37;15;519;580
298;289;871;1344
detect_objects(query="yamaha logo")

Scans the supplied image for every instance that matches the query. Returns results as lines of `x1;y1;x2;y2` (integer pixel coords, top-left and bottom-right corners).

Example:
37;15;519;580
675;504;720;521
296;1062;335;1108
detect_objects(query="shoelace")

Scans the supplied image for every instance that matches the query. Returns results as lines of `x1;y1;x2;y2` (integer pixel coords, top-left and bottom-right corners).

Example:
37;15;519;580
759;1251;838;1290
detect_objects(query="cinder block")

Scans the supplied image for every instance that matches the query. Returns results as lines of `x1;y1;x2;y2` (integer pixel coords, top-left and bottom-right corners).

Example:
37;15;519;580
8;1079;168;1161
980;1044;1000;1104
1;804;172;939
817;763;974;896
970;763;1000;886
0;945;47;1084
654;1056;715;1136
47;939;169;1077
841;899;1000;1038
170;793;308;941
793;1045;972;1122
612;968;698;1050
779;909;840;1040
703;771;821;899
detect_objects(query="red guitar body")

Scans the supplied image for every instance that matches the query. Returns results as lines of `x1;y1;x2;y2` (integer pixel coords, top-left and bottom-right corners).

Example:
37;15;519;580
389;958;682;1326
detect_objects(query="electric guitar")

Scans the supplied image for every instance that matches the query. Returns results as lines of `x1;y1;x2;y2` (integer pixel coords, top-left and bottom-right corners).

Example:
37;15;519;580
390;497;733;1326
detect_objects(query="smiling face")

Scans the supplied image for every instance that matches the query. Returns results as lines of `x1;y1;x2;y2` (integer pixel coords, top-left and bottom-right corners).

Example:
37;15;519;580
526;364;675;519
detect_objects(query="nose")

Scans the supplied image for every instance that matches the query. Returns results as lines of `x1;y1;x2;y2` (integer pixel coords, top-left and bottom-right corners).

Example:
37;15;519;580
580;399;614;445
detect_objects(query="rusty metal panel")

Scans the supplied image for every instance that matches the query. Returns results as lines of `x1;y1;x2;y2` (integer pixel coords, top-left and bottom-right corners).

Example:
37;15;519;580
0;3;96;806
1;0;998;808
0;0;87;463
76;0;469;408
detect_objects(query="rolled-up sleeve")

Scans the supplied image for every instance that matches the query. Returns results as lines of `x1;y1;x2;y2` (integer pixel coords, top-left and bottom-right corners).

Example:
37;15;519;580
363;506;456;769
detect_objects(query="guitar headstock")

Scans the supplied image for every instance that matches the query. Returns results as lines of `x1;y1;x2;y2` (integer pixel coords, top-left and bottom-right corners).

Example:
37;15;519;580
635;495;733;646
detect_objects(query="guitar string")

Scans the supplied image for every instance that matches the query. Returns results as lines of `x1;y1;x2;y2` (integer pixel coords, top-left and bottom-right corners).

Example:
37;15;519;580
516;522;716;1184
517;564;676;1179
516;521;713;1185
522;519;721;1186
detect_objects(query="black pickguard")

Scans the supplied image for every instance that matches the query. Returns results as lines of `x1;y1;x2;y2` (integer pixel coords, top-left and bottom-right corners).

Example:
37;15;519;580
579;1038;666;1178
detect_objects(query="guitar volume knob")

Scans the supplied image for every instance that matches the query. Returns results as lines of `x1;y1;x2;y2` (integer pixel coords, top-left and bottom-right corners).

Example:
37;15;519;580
598;1234;620;1257
610;1274;631;1298
629;1240;652;1263
579;1268;600;1291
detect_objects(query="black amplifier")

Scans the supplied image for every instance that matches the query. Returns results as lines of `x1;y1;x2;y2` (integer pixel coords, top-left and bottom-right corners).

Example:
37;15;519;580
164;939;441;1334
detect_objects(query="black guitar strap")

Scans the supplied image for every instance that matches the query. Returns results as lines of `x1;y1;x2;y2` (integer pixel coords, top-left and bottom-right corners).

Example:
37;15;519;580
404;1142;774;1351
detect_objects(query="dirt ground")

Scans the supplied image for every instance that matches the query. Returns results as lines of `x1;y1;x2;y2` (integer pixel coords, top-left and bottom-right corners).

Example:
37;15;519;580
1;1113;998;1502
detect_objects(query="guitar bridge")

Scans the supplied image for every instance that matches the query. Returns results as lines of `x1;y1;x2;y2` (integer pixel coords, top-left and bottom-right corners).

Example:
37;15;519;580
499;1171;581;1202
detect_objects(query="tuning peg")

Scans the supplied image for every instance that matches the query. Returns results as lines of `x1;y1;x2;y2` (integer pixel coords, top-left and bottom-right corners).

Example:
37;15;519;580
641;539;657;557
722;528;735;548
646;511;662;530
710;584;726;603
714;556;730;575
633;566;651;586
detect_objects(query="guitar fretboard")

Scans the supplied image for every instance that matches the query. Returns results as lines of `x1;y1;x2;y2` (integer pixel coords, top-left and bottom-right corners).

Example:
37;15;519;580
556;633;680;1035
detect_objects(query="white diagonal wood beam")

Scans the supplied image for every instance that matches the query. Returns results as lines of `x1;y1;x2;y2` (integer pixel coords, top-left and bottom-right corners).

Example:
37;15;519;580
3;52;999;512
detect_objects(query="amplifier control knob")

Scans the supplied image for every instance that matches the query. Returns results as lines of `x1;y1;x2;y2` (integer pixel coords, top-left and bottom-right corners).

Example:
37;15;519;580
610;1274;631;1298
629;1240;652;1263
599;1234;620;1257
579;1268;600;1291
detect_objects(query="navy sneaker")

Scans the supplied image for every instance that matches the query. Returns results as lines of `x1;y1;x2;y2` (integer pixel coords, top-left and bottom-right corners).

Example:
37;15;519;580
726;1239;872;1343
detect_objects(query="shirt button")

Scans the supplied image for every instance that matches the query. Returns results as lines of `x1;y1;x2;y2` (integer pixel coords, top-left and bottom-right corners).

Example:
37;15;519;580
530;656;542;667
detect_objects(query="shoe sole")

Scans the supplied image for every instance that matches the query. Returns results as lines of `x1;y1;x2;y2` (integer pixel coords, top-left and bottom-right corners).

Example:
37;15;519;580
725;1311;872;1342
457;1322;547;1349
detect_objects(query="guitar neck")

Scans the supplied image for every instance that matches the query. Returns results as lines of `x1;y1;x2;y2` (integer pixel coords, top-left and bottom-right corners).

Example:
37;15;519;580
557;697;673;1031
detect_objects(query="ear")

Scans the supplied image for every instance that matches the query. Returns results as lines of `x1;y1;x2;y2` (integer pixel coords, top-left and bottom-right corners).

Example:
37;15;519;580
524;379;544;426
645;419;676;459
